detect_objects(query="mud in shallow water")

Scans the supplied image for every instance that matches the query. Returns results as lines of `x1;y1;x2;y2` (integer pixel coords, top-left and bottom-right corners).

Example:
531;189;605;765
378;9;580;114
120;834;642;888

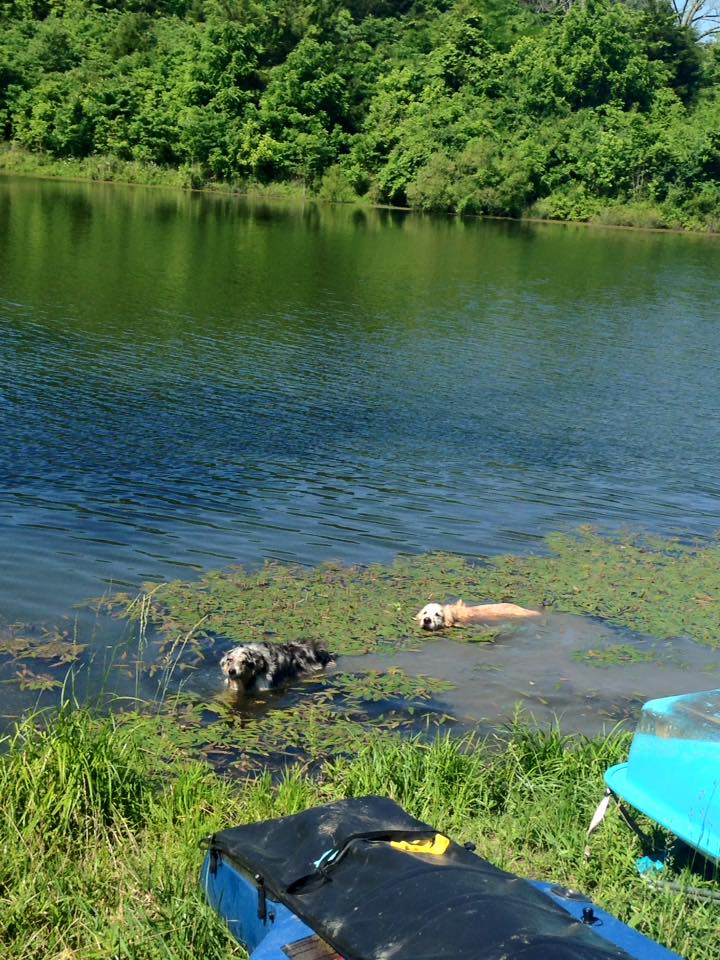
337;613;720;735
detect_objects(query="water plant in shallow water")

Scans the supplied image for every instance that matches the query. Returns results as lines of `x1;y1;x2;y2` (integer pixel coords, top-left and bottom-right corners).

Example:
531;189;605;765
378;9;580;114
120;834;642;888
572;643;660;668
146;669;455;774
488;531;720;647
14;666;63;691
0;621;86;664
101;552;501;656
103;531;720;663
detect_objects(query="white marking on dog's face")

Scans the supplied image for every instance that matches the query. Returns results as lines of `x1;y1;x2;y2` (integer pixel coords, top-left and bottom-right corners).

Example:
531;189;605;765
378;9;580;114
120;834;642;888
415;603;445;631
219;646;259;689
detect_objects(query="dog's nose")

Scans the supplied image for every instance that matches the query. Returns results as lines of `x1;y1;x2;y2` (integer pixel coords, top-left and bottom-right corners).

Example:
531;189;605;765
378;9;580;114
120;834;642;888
228;667;237;677
423;617;431;627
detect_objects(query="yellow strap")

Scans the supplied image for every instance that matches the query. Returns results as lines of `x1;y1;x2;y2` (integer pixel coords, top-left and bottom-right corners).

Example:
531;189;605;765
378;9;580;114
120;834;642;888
390;833;450;856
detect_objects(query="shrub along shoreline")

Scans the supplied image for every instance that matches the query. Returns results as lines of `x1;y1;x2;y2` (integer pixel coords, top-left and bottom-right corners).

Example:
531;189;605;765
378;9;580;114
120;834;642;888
3;0;720;231
2;703;718;960
0;143;711;236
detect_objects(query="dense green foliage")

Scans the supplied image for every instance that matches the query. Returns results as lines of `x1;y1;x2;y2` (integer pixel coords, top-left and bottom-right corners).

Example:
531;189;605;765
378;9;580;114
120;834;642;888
2;0;720;226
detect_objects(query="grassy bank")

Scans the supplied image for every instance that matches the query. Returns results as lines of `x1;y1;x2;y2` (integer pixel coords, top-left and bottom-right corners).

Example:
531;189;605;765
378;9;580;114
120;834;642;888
0;143;374;206
0;144;317;204
1;703;716;960
0;146;704;234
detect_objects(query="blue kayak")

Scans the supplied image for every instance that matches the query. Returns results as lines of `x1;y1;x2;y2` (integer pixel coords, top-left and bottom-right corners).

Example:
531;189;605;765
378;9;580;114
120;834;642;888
201;796;681;960
604;688;720;861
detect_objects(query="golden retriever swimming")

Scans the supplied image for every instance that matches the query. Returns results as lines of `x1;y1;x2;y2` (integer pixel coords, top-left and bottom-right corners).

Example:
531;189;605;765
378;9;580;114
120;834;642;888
415;600;541;631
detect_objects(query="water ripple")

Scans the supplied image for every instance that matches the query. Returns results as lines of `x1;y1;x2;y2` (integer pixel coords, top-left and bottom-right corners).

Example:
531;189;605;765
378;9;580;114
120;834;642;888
2;178;720;623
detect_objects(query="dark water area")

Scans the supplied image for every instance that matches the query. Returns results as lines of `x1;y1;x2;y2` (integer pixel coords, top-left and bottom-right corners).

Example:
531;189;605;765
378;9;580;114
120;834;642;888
2;175;720;731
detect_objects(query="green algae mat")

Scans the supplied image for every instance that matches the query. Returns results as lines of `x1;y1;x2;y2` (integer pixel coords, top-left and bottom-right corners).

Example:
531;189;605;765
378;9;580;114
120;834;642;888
4;530;720;758
107;531;720;654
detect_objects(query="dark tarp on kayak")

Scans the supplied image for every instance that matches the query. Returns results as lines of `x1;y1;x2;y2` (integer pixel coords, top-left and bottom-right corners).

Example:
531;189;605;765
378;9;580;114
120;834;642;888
208;795;636;960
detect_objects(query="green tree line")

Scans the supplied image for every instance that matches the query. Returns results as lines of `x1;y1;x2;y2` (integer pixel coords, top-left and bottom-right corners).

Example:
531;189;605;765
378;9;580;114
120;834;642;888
2;0;720;227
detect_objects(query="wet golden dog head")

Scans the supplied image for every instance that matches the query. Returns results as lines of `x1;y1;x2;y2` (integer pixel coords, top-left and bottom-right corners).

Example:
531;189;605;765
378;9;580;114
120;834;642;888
414;603;448;631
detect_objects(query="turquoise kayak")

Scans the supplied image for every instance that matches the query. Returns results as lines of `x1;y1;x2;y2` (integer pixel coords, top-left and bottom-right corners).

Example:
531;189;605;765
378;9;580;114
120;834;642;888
605;688;720;861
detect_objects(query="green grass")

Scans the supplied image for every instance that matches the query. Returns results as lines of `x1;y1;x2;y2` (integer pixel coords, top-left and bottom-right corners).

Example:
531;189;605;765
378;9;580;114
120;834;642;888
590;204;674;231
0;143;205;190
1;705;717;960
0;144;341;206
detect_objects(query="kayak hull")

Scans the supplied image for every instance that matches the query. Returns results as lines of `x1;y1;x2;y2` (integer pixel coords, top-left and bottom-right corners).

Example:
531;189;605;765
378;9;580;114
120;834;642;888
202;838;681;960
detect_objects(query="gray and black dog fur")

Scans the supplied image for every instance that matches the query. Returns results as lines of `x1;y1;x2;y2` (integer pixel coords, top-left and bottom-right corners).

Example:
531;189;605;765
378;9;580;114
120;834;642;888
220;640;335;693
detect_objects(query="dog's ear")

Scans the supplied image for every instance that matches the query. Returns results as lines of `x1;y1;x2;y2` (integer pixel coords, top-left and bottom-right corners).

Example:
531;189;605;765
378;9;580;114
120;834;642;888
442;605;456;627
249;648;268;672
414;610;423;623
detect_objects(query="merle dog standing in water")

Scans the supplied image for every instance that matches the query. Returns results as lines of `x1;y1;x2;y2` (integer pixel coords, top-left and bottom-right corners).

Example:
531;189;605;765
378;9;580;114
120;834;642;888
220;640;335;693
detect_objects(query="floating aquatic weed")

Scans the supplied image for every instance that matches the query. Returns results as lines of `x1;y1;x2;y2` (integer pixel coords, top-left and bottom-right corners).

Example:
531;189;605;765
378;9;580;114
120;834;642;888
328;670;454;703
460;627;501;644
107;551;538;658
0;623;86;665
486;530;720;647
105;533;720;665
145;668;455;774
15;667;63;691
572;643;660;668
1;623;87;699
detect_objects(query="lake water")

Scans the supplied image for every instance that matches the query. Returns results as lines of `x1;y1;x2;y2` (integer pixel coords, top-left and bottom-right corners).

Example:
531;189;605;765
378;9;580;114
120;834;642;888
2;175;720;728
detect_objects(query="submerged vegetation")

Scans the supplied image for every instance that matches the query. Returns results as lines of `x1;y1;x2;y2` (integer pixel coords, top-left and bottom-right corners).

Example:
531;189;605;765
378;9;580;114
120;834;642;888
108;531;720;654
1;704;717;960
147;670;456;773
3;0;720;229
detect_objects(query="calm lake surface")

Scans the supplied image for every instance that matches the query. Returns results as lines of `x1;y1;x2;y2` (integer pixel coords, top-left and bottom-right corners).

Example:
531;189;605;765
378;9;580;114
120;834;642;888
2;176;720;624
2;175;720;728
